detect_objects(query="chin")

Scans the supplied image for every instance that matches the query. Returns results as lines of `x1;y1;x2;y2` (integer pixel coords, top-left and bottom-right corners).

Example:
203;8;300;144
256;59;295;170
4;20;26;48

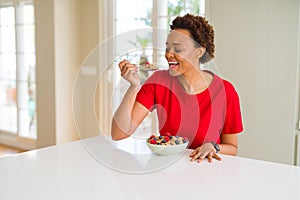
168;69;181;76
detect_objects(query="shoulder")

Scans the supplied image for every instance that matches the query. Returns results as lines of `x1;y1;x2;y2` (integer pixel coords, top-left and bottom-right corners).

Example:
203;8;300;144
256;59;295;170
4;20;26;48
211;73;240;98
222;79;237;93
221;78;241;101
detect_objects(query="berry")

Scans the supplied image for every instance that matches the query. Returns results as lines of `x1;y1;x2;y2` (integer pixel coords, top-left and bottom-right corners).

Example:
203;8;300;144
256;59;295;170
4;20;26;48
150;139;157;144
164;136;170;141
150;135;155;139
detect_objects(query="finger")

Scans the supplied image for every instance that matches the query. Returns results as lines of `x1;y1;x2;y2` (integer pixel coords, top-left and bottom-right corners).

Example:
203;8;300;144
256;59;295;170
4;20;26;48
195;152;206;162
213;154;222;161
195;150;210;163
207;153;213;163
127;63;138;69
197;156;205;163
122;63;138;71
118;60;128;71
121;65;138;77
120;65;129;76
190;151;201;162
120;64;134;75
189;150;197;157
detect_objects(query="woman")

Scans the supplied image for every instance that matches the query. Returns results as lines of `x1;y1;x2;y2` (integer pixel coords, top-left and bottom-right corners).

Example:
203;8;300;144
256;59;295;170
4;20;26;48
111;14;243;163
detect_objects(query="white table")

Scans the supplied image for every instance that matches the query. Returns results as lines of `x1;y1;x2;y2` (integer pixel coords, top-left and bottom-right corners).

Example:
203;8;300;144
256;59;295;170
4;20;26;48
0;136;299;200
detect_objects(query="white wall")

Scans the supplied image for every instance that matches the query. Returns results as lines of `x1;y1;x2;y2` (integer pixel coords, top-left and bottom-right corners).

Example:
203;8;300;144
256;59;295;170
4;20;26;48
207;0;300;165
54;0;81;144
35;0;56;148
76;0;100;139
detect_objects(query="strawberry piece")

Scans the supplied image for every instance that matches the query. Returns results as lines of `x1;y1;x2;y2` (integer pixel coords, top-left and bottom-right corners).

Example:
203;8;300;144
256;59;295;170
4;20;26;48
164;136;170;142
149;134;155;139
150;139;157;144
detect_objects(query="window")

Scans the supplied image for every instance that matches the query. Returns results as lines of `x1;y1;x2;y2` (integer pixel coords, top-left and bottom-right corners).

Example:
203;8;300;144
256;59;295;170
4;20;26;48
116;0;205;33
115;0;205;63
111;0;205;136
0;1;36;140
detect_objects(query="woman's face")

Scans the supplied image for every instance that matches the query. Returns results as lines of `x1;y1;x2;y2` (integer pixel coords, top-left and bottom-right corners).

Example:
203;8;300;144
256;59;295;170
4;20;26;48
165;29;204;76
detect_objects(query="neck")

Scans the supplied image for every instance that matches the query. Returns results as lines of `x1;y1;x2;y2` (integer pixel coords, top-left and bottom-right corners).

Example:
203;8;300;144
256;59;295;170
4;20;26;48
177;68;212;94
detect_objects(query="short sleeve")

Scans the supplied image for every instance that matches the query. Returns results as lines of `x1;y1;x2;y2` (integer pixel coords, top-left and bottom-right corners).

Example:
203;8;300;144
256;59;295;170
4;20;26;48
222;81;244;134
135;73;157;111
136;83;155;111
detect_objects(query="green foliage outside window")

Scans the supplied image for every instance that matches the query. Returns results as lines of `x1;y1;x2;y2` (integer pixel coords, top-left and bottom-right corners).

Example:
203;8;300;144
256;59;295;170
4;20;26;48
167;0;200;30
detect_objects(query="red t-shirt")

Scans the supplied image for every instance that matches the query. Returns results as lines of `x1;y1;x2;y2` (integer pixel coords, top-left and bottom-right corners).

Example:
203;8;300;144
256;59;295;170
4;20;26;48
136;70;243;149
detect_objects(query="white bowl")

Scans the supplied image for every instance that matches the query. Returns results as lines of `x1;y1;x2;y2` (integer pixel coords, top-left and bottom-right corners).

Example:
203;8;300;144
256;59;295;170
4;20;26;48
146;141;189;156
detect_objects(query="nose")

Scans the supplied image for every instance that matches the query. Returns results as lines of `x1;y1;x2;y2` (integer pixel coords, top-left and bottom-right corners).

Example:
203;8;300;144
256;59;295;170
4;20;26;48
165;51;174;60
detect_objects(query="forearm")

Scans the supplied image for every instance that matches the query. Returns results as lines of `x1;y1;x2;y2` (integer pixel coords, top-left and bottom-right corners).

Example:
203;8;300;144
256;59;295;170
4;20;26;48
111;85;140;140
219;143;238;156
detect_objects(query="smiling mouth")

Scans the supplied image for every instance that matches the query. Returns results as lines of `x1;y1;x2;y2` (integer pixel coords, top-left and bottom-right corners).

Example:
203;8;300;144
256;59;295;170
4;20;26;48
168;61;179;68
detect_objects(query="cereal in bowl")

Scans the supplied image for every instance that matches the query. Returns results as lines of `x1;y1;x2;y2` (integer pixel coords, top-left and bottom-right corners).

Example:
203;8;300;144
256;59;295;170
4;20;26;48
147;133;189;146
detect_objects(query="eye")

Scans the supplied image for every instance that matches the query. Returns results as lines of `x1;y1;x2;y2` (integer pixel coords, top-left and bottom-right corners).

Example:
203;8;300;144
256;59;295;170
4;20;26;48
165;48;170;53
174;48;182;53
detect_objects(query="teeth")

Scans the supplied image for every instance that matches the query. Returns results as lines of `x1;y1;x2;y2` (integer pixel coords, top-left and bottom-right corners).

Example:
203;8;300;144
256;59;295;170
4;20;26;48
168;62;178;65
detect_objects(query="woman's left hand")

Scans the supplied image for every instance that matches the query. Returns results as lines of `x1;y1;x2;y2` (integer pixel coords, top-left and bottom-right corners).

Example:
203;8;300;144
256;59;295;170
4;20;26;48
189;143;222;163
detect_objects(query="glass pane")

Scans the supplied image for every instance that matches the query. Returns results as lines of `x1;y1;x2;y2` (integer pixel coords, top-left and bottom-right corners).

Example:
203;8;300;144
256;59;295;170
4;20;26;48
17;24;35;53
167;0;204;28
0;7;15;54
0;26;16;53
18;82;28;109
0;105;17;133
0;81;5;105
116;0;153;34
24;24;35;53
18;82;36;109
0;80;16;106
18;53;35;82
0;53;16;80
17;2;37;139
19;108;36;139
18;81;36;138
23;5;34;24
0;6;15;26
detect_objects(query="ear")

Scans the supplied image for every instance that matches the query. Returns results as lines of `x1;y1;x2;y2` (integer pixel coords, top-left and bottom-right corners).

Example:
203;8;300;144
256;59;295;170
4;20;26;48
195;47;206;59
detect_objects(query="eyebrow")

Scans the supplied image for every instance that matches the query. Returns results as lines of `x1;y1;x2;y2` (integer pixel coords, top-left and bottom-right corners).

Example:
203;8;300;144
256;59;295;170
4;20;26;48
165;42;182;46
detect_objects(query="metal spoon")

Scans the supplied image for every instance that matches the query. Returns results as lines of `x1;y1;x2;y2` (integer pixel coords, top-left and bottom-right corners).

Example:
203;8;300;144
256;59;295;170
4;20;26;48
114;60;159;71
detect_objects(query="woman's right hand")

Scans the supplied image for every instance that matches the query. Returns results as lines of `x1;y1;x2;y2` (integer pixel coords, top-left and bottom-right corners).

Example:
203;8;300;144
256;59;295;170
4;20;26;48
119;60;140;87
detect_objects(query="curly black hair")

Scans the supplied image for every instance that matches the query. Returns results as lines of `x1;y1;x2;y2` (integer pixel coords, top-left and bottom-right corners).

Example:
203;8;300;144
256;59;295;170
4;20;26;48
170;14;215;64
